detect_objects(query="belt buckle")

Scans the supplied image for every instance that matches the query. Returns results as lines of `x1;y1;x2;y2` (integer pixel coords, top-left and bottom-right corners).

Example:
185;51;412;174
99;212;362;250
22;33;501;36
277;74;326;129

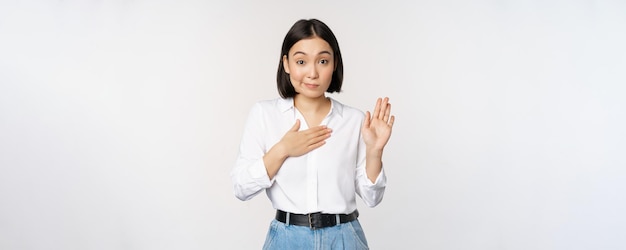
308;212;321;229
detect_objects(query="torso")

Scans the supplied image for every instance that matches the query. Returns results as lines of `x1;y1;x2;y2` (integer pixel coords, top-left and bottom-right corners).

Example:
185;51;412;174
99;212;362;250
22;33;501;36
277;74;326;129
294;96;331;127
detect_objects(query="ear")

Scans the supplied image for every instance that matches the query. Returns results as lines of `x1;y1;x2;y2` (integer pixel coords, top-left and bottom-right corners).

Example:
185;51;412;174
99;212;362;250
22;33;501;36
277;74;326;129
282;55;290;74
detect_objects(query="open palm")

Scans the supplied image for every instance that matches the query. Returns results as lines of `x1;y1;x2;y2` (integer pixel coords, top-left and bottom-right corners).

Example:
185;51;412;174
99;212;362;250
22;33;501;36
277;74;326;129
362;97;395;150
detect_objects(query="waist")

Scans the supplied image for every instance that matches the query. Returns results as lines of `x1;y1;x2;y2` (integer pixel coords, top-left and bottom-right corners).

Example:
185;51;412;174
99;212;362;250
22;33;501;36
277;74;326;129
275;209;359;229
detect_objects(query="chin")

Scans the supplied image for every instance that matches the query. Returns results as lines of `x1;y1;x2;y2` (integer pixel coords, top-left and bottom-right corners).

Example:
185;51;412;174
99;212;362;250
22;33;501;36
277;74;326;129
297;91;326;99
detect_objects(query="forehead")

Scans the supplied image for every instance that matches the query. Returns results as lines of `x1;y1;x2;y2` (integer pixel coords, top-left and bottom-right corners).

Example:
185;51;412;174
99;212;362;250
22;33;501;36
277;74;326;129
289;36;333;55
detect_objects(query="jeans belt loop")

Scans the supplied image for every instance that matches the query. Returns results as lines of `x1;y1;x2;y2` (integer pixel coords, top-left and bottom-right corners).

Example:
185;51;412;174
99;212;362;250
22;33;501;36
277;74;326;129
286;212;290;226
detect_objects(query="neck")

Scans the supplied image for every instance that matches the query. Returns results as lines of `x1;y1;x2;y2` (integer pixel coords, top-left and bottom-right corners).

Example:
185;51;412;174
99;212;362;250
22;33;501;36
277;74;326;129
293;94;330;113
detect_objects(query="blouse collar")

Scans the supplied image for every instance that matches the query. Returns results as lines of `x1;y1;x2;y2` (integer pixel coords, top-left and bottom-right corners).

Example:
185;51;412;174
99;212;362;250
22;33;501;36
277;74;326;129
278;97;344;118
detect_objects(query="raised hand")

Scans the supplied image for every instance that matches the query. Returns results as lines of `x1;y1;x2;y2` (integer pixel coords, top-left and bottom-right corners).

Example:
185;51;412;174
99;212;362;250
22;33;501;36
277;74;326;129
278;119;332;157
362;97;395;151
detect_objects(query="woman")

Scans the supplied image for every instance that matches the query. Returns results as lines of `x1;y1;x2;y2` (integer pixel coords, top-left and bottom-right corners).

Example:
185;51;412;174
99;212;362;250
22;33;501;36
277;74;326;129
231;18;395;249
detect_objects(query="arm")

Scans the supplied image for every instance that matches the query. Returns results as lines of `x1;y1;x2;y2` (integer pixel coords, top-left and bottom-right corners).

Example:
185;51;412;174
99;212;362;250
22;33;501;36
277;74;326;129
355;97;395;207
362;97;395;182
231;104;271;201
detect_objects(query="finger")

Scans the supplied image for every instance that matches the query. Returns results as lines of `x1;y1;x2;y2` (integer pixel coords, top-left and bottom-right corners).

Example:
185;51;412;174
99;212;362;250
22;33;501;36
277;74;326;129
290;119;301;131
307;140;327;151
378;97;389;120
383;103;391;122
363;111;371;129
309;127;332;138
372;98;382;120
307;131;331;146
304;125;329;135
389;115;395;127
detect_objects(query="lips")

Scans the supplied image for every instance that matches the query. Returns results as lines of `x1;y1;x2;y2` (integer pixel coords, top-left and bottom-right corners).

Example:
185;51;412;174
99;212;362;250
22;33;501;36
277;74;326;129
303;83;319;89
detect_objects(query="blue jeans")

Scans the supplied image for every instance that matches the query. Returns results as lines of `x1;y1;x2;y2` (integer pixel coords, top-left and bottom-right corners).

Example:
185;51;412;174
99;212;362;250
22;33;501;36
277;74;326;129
262;219;369;250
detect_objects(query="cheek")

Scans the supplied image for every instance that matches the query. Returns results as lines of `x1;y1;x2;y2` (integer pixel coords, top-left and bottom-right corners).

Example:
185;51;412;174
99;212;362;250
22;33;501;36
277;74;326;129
288;68;305;83
289;72;301;85
321;68;334;80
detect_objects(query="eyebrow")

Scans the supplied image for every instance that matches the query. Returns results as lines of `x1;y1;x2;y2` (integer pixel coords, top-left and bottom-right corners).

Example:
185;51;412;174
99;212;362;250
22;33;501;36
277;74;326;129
292;51;332;56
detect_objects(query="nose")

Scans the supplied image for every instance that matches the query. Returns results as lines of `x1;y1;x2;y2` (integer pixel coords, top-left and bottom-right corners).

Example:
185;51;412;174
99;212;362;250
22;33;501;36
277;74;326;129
307;64;319;79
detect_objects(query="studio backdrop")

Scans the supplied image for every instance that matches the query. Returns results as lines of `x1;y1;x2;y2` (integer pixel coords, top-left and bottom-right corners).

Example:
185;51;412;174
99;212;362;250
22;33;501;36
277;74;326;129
1;1;625;249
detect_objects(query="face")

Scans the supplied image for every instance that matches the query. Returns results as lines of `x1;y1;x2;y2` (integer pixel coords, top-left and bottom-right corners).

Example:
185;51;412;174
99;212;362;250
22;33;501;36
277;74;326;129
283;36;335;100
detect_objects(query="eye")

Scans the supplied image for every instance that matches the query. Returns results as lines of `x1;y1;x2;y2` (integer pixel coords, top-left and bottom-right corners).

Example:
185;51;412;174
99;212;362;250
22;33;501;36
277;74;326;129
319;59;329;64
296;60;305;65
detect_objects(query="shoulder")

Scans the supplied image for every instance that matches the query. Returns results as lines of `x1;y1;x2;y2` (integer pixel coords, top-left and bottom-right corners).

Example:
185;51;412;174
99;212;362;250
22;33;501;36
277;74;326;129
253;98;279;107
331;98;365;119
248;97;292;114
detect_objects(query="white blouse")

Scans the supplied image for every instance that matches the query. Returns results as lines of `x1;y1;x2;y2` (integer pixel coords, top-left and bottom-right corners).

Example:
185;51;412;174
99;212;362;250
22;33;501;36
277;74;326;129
231;97;386;214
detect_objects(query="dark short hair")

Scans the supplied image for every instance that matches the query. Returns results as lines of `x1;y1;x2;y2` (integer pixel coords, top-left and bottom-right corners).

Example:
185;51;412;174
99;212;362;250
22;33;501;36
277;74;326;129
277;19;344;98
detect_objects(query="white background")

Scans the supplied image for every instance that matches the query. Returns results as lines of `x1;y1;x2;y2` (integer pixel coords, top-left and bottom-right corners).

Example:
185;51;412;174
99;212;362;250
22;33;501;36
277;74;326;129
1;1;625;249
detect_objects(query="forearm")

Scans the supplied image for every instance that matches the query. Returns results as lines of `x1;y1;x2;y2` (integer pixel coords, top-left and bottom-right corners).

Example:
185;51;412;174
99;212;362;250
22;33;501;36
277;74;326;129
231;157;272;201
263;143;289;179
365;148;384;183
231;144;286;201
358;147;387;207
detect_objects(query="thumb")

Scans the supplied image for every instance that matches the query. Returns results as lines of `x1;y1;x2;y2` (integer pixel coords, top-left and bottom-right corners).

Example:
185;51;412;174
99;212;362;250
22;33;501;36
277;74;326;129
290;119;301;131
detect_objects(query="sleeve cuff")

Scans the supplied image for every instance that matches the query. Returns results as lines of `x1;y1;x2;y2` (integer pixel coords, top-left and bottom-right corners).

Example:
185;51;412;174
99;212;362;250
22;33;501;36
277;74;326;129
247;158;273;188
366;167;387;187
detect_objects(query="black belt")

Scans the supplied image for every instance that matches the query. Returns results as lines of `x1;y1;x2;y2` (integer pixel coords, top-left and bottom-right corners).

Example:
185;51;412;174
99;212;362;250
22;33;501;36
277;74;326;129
275;210;359;229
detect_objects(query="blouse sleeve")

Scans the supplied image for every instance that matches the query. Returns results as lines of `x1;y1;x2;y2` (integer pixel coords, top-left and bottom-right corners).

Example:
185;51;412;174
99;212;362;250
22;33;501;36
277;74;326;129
231;103;273;201
354;126;387;207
